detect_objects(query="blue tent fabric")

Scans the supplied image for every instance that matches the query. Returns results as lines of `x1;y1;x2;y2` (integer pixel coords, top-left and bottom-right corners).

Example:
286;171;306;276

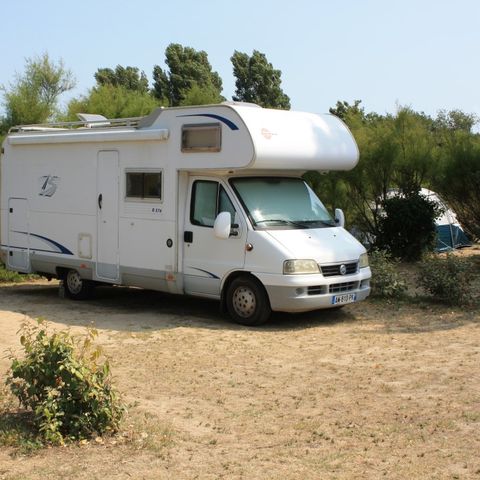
435;224;472;252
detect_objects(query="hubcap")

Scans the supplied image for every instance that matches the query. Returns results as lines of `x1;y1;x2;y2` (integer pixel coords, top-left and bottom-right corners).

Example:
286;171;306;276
232;286;256;318
66;270;83;294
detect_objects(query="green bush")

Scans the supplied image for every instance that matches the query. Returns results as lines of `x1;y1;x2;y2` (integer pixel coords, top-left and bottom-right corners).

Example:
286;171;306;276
375;193;440;261
0;262;40;283
369;249;408;299
416;254;474;306
6;320;125;445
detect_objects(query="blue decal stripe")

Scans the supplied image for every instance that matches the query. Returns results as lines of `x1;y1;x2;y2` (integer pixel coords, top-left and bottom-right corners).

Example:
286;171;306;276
177;113;239;131
188;267;220;279
13;231;74;255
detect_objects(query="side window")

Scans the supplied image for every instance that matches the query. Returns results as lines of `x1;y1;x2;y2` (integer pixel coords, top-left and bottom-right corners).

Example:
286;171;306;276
182;123;221;152
191;181;236;228
126;171;162;201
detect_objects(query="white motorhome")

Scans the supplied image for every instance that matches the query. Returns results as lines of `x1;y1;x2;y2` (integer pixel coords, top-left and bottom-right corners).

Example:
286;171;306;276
0;103;371;325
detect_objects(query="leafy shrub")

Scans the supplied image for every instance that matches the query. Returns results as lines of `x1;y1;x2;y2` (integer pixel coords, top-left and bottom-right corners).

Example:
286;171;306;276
0;262;40;283
375;193;441;261
6;320;125;445
416;254;474;306
369;249;408;299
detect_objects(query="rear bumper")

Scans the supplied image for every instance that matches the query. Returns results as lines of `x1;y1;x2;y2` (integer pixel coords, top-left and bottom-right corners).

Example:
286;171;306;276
255;268;371;313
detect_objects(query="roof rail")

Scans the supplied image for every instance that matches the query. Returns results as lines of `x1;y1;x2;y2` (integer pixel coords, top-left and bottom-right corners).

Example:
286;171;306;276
8;115;142;134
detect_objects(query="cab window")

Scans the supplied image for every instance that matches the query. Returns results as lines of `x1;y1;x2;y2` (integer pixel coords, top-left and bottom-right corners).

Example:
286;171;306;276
191;180;236;227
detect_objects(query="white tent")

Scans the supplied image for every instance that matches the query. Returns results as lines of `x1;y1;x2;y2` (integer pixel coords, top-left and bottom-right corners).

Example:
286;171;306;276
420;188;471;252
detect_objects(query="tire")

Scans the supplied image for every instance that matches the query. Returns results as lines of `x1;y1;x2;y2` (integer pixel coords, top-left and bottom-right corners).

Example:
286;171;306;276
225;275;271;326
63;269;94;300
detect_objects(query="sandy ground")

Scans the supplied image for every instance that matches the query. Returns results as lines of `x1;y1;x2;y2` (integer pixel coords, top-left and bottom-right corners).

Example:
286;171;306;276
0;274;479;479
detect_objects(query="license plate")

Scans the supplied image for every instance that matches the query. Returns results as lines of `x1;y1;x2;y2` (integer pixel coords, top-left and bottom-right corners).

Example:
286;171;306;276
331;293;356;305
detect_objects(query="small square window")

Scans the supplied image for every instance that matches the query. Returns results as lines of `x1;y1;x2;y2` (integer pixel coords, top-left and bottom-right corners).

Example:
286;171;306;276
182;123;221;152
126;171;162;201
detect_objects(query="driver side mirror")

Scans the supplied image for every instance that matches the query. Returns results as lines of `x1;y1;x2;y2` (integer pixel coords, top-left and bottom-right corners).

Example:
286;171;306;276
335;208;345;228
214;212;232;239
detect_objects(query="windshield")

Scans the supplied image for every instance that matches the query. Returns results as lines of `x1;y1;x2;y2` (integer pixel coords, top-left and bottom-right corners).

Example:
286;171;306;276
230;177;335;229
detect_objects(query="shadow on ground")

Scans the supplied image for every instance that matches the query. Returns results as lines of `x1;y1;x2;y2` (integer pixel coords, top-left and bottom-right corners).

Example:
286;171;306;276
0;282;357;333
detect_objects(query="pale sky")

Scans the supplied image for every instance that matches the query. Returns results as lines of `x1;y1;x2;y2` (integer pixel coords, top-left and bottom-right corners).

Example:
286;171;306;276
1;0;479;122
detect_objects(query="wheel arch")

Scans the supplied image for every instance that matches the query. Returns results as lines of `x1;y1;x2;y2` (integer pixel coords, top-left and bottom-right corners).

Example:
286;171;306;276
220;270;270;313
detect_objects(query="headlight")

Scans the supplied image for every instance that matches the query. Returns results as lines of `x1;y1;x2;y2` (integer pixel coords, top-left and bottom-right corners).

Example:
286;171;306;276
283;259;320;275
359;253;369;268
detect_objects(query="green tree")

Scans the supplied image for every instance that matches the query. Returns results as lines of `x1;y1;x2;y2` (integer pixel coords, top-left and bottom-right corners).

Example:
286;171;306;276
66;84;159;120
94;65;149;93
231;50;290;109
427;109;479;240
1;53;75;128
329;99;364;121
345;112;399;236
434;109;478;135
318;102;441;241
152;43;223;106
179;83;225;106
151;65;170;105
393;107;436;195
433;134;480;240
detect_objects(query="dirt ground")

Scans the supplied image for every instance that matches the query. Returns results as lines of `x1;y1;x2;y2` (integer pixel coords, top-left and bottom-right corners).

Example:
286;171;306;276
0;258;479;479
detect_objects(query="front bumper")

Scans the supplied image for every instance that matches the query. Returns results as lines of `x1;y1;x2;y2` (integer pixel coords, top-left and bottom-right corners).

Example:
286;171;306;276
254;268;371;313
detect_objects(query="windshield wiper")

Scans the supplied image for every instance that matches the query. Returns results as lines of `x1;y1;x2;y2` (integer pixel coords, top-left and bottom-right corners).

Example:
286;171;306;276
298;219;336;227
255;219;336;228
254;219;305;228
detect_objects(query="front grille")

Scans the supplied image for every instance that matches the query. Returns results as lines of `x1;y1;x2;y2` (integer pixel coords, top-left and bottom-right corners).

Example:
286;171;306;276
329;281;358;294
321;262;358;277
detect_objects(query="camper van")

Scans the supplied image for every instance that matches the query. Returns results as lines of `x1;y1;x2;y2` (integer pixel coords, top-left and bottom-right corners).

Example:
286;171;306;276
0;103;371;325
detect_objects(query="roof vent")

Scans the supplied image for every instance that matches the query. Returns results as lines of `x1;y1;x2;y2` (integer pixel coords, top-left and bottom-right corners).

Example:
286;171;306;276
76;113;110;128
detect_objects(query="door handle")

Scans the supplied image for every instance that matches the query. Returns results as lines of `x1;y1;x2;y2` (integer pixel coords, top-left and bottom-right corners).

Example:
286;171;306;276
98;193;103;210
184;231;193;243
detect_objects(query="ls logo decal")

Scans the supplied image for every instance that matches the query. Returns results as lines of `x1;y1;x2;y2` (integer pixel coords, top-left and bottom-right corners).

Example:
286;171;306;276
39;175;60;197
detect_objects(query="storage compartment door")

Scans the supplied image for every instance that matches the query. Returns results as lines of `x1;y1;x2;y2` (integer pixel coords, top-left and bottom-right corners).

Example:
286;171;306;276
7;198;30;271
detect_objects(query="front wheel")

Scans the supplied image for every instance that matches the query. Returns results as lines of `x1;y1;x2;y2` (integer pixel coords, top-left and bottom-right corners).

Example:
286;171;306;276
225;275;271;326
63;269;94;300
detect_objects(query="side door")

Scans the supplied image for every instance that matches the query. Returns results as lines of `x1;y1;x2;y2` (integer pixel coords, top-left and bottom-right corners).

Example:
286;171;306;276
96;151;119;281
183;177;246;297
7;198;30;271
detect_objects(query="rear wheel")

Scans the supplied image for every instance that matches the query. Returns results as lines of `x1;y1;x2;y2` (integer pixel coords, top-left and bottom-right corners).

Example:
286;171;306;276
63;269;94;300
226;275;271;326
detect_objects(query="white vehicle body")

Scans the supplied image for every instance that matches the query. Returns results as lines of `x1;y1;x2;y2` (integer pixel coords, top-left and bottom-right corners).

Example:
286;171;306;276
0;103;371;325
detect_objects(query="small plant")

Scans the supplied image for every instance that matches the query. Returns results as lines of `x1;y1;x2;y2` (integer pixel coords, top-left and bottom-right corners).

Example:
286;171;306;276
6;319;125;445
0;262;40;283
369;249;408;299
416;254;474;306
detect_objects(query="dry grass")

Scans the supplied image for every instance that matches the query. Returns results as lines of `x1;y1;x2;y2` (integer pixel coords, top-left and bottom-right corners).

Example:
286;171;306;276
0;249;479;479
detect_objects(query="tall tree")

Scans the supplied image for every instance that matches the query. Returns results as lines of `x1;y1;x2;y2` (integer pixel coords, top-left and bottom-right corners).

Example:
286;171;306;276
94;65;149;93
432;110;480;239
231;50;290;109
329;99;364;121
152;43;223;106
392;107;436;195
1;53;75;128
317;101;438;239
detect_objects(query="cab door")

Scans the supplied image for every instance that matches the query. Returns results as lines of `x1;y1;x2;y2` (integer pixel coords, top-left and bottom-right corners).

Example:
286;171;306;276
183;177;246;297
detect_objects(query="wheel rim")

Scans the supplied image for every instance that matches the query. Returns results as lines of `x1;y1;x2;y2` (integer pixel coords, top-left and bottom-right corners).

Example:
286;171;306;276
66;270;83;295
232;286;257;318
